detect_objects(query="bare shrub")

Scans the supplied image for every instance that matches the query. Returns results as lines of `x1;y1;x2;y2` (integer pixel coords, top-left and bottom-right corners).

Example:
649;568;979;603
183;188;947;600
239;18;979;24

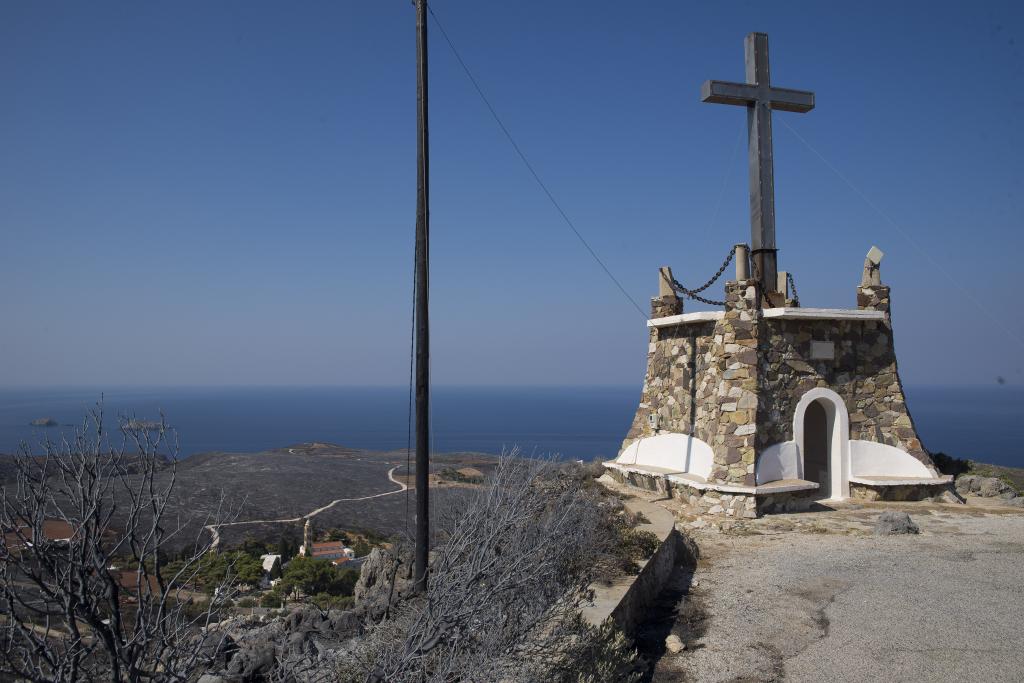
343;454;640;682
0;405;235;682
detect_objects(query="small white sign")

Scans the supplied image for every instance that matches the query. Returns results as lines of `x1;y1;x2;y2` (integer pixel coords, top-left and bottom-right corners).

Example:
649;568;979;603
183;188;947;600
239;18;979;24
810;341;835;361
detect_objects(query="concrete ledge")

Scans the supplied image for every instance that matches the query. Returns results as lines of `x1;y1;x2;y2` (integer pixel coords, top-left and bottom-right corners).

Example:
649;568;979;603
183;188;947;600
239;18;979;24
604;463;686;477
762;307;886;321
647;310;724;328
605;462;819;495
583;491;695;636
850;474;953;486
755;478;822;494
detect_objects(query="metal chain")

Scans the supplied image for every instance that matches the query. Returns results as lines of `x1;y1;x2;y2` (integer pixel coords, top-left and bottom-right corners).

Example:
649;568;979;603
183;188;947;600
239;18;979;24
667;245;740;307
750;258;774;308
681;245;737;294
679;290;728;307
787;272;801;307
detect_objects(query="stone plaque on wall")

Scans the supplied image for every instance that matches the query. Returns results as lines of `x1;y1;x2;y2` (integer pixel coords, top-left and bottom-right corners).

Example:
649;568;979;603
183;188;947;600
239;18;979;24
810;341;835;361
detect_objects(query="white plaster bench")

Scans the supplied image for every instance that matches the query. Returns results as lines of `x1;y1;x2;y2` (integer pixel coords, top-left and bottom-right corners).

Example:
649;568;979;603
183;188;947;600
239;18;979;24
607;463;686;477
849;474;953;487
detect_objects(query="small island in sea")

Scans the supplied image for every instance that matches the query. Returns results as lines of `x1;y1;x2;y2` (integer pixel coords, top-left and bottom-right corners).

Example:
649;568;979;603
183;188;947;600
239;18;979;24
122;419;164;431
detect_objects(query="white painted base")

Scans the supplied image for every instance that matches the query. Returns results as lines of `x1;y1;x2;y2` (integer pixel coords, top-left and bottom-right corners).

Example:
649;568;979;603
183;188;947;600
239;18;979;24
762;307;886;321
757;437;947;489
850;440;933;478
616;432;714;481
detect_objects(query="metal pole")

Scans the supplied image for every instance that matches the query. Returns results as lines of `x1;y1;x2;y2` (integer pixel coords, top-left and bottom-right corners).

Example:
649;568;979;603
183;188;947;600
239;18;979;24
413;0;430;594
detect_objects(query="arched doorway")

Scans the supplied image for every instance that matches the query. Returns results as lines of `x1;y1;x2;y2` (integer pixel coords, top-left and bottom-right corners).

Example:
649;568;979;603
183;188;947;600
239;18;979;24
803;400;831;498
793;388;850;500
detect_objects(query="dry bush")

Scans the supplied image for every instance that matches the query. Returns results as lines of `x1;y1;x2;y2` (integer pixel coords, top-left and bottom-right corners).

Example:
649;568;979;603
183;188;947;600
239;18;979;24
342;454;641;683
0;405;236;682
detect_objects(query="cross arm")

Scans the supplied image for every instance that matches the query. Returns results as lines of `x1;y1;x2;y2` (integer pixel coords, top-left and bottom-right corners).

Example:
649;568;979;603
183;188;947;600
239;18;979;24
701;80;815;113
701;80;757;106
766;87;815;113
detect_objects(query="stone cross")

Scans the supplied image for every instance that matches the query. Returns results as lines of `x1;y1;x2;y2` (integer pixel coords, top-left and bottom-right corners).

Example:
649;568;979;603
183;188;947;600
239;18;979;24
702;32;814;297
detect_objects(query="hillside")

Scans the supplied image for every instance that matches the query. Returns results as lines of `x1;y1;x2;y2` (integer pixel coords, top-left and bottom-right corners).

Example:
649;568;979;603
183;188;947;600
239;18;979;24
0;443;497;551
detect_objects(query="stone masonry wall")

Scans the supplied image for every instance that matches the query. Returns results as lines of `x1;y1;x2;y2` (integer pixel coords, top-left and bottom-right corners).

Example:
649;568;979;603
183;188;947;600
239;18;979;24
622;321;716;446
850;481;957;503
756;288;934;472
857;284;890;313
621;276;938;490
699;279;761;486
651;294;682;319
623;279;761;487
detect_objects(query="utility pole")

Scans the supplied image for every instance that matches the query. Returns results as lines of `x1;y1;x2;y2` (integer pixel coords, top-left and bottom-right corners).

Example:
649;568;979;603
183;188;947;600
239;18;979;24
413;0;430;594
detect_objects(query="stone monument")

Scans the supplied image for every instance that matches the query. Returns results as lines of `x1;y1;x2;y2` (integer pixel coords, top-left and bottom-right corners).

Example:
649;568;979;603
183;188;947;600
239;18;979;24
604;33;955;517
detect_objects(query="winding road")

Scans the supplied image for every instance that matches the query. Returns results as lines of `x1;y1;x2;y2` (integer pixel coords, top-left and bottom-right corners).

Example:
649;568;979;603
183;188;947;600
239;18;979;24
204;465;407;550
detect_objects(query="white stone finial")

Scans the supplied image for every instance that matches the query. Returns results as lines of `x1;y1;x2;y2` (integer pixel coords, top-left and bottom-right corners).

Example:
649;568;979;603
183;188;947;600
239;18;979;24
862;246;884;286
735;244;750;280
776;271;789;299
658;266;675;298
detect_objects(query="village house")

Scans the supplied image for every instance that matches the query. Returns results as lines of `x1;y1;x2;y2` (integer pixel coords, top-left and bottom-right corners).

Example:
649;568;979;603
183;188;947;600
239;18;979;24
299;520;355;563
259;553;282;588
2;518;74;552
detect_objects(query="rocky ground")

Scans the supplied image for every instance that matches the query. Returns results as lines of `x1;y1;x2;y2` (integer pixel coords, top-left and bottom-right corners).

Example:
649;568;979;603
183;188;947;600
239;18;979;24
635;498;1024;682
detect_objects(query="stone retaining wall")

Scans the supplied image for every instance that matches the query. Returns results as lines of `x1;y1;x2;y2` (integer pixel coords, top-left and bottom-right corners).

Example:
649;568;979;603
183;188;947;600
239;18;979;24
756;489;821;514
850;481;959;503
610;529;698;637
605;466;757;519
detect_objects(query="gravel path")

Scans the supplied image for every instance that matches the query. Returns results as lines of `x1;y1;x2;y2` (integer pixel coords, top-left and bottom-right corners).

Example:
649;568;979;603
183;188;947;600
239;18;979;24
647;504;1024;682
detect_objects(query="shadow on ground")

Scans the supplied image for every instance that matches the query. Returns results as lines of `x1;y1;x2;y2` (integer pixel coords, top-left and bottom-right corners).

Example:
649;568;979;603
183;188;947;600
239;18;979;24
632;536;705;682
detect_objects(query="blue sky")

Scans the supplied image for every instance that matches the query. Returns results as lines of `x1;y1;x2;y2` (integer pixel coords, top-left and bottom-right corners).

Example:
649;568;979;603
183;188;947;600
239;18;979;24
1;1;1021;387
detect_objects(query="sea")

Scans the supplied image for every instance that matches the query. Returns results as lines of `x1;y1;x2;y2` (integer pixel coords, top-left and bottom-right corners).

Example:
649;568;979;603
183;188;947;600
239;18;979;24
0;385;1021;468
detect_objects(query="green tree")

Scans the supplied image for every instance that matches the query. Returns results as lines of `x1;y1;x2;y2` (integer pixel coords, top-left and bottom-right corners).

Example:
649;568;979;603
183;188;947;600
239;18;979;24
260;591;284;608
333;567;359;597
238;536;269;559
231;553;265;587
277;533;299;563
279;558;359;597
280;557;335;596
324;528;351;544
194;551;264;591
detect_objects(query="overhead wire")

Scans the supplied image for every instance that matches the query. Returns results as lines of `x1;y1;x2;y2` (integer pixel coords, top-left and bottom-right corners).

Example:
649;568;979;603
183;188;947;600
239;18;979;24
778;117;1024;349
427;5;648;320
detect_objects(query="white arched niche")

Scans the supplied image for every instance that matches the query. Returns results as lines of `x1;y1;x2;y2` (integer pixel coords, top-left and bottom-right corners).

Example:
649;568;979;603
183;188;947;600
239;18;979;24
792;388;851;500
849;440;932;478
616;432;714;481
756;441;801;484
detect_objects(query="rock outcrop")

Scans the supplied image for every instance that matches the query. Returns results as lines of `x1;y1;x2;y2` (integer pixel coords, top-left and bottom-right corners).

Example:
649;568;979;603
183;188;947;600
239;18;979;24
202;547;418;681
955;475;1020;503
873;511;919;535
353;545;414;619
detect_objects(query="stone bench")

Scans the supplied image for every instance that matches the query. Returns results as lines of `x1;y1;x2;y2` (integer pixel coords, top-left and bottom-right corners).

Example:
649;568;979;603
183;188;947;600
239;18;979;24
849;475;953;486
